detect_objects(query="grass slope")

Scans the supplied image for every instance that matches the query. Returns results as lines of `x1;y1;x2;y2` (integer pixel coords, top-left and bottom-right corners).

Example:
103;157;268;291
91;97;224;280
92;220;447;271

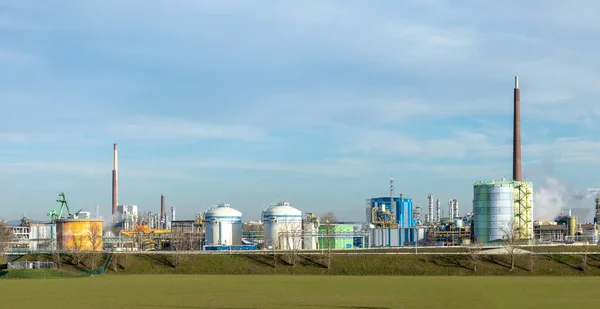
0;269;86;279
0;275;598;309
105;252;600;276
8;250;600;277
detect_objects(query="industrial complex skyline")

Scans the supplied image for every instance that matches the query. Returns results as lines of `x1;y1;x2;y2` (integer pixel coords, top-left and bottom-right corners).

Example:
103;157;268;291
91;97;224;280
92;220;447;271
1;1;600;221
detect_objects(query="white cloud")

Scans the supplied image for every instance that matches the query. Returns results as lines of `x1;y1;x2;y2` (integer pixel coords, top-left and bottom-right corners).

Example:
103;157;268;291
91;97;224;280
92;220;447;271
108;117;265;141
336;125;600;170
0;161;196;180
0;162;107;177
526;138;600;164
339;128;510;160
163;157;383;177
0;133;58;143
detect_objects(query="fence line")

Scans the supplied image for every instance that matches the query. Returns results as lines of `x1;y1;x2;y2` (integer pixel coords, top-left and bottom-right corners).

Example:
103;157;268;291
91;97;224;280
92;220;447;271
7;261;55;269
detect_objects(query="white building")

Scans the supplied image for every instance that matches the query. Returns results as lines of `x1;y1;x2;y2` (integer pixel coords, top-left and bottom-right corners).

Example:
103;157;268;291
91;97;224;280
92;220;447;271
204;203;242;246
262;201;303;250
117;204;138;230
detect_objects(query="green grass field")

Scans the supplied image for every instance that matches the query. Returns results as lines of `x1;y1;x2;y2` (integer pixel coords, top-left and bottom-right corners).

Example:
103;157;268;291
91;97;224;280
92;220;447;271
0;275;598;309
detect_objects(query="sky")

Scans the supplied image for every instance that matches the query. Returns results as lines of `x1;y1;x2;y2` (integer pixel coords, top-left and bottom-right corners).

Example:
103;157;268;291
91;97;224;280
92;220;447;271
1;1;600;222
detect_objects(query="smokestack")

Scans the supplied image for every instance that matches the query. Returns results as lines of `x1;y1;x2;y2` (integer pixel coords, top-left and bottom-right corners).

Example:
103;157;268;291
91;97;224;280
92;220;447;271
161;194;166;228
112;143;118;223
513;76;522;181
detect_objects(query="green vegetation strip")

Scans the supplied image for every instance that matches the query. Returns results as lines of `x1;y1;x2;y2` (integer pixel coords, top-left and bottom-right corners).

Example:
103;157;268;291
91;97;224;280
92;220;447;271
9;250;600;276
0;275;598;309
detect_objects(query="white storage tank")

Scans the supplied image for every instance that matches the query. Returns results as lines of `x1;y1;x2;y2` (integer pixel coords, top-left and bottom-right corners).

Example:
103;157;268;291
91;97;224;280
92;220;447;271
474;180;516;243
303;213;319;250
262;201;302;250
204;203;242;246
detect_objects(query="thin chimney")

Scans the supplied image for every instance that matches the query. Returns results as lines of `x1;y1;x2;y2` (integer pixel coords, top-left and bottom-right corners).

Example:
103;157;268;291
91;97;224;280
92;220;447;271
161;194;166;228
513;76;522;181
112;143;119;222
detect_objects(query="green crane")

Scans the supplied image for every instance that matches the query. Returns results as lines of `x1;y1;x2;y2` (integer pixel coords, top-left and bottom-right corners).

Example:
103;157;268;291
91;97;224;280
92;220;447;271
47;193;72;223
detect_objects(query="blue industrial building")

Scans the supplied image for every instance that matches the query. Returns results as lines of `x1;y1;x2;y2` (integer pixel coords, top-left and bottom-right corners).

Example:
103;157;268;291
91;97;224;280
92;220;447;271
366;197;416;228
365;196;421;247
369;227;425;247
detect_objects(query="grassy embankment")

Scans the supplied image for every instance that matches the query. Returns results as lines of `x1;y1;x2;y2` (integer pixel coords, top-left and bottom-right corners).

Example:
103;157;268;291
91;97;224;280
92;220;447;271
3;246;600;277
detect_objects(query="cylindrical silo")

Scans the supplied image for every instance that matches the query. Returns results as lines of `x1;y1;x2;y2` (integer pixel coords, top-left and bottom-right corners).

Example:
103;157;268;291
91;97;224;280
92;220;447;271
489;184;514;241
473;180;515;243
262;201;302;250
567;216;576;237
56;218;103;251
203;203;242;246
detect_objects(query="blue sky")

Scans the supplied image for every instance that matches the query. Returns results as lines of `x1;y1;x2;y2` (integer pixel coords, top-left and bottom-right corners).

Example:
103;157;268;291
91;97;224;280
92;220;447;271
1;1;600;222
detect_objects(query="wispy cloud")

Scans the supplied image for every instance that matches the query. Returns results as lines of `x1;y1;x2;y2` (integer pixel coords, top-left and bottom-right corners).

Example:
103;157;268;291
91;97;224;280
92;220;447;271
0;161;196;181
109;117;265;141
337;128;510;160
0;133;58;144
526;138;600;164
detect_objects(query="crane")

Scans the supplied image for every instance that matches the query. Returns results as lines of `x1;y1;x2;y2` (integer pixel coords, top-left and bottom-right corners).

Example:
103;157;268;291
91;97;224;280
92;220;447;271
47;193;72;223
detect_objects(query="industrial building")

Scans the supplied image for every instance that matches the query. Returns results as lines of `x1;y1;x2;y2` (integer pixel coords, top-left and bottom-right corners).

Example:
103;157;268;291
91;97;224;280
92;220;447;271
473;179;533;243
364;178;422;247
6;221;56;252
365;197;414;228
318;223;366;249
595;197;600;224
534;221;567;242
534;208;599;244
427;216;472;246
116;204;138;230
262;201;303;250
171;219;203;234
204;203;242;246
56;211;103;251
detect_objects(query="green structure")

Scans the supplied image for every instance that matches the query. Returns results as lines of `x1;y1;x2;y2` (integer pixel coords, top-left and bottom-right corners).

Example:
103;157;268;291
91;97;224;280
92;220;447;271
318;225;354;249
473;179;533;243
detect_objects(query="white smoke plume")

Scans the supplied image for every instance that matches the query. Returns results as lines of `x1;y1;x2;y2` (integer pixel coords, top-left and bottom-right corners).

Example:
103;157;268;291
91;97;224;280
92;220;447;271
572;188;600;200
534;177;569;221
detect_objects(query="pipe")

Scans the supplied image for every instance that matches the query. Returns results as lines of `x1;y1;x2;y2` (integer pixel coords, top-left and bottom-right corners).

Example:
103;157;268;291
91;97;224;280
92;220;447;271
160;194;166;228
513;76;522;181
112;143;118;222
436;199;441;223
428;194;434;224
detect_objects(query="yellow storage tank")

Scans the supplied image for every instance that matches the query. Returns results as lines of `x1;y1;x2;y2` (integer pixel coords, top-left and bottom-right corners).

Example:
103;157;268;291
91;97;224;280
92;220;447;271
567;216;576;237
56;218;103;251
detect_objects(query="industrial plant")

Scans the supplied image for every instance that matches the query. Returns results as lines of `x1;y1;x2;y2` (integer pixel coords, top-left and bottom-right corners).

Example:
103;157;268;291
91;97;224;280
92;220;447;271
2;77;599;257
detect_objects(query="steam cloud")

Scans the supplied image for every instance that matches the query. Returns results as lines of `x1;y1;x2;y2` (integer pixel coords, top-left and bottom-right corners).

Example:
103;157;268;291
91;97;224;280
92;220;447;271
534;177;568;221
572;189;600;200
534;178;599;221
